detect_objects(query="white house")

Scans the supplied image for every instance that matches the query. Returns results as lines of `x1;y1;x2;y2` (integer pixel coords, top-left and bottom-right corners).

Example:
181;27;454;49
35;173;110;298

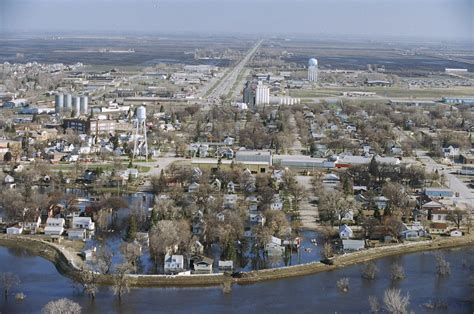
218;260;234;271
250;213;266;226
216;212;226;222
23;214;42;233
188;182;200;193
44;217;65;236
72;216;95;231
68;229;87;241
223;194;237;209
450;229;462;237
270;195;284;211
164;254;185;273
339;224;353;239
7;225;23;235
4;175;15;189
441;145;460;158
192;256;213;274
265;236;285;256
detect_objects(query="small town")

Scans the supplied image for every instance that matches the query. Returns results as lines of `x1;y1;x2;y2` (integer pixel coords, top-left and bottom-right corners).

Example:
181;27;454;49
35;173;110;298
0;0;473;313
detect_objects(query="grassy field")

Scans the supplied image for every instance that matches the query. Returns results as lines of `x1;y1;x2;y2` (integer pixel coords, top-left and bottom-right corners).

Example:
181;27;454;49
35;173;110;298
290;86;474;99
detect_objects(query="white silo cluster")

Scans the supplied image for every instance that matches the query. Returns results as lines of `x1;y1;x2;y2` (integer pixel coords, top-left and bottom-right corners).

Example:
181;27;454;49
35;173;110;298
133;105;148;161
55;93;64;114
308;58;318;82
255;81;270;105
54;92;89;117
270;96;301;105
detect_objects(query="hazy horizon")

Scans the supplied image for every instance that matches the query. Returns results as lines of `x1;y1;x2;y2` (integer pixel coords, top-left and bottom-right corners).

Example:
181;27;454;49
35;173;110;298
1;0;472;41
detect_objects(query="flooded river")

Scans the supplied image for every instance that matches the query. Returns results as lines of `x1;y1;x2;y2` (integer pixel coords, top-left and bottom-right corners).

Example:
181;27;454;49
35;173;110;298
0;245;473;313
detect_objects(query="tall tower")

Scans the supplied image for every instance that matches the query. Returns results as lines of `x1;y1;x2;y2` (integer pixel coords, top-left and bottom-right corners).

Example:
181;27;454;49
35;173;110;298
308;58;318;82
133;105;148;161
255;81;270;106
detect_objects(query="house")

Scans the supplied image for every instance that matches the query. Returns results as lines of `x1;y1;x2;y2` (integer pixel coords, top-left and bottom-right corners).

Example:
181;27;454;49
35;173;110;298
223;136;235;146
44;217;65;236
342;239;365;251
265;236;285;256
323;173;340;184
210;178;221;191
72;216;95;231
192;211;205;237
400;230;419;240
374;196;389;210
223;194;237;209
23;213;42;233
250;213;266;226
216;212;226;222
431;209;450;223
188;182;200;193
428;222;448;234
270;195;283;211
421;201;443;211
449;229;463;237
218;260;234;271
4;175;15;189
339;224;353;239
68;228;87;241
164;254;185;274
227;181;236;193
191;256;213;274
423;188;454;198
6;224;23;235
441;144;460;158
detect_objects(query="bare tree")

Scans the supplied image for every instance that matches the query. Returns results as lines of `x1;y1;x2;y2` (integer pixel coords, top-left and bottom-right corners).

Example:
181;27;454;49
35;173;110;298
95;245;114;274
111;263;132;300
120;242;142;272
322;242;334;260
390;264;405;281
435;254;451;276
361;262;379;280
368;295;380;313
0;272;20;297
336;277;349;293
42;298;82;314
383;288;410;314
446;209;465;230
78;268;98;299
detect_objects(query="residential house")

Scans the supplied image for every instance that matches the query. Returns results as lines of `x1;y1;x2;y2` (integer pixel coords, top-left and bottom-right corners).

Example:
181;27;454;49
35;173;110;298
218;260;234;271
250;213;266;226
342;239;365;251
216;212;226;222
4;175;15;189
188;182;200;193
270;195;283;211
23;212;42;233
68;229;87;241
192;211;205;237
164;254;185;274
44;217;65;236
450;229;463;237
223;194;237;209
227;181;236;194
441;144;460;159
6;224;23;235
339;224;353;239
72;216;95;231
323;173;340;185
428;222;448;234
191;255;213;274
265;236;285;256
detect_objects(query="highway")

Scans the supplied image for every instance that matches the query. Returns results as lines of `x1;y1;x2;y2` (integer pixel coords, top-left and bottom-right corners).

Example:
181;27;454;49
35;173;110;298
206;39;262;103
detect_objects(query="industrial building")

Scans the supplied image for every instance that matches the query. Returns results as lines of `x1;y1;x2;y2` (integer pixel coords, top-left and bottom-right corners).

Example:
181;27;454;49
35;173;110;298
63;117;132;134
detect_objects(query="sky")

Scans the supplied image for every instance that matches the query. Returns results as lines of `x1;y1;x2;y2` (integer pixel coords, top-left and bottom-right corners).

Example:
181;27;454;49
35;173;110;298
0;0;472;40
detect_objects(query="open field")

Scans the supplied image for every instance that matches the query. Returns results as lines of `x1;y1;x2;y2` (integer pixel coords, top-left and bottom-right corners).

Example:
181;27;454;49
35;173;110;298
290;86;474;99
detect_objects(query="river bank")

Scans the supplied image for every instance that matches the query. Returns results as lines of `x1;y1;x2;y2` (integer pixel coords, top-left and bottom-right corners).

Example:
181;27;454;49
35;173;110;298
1;233;473;288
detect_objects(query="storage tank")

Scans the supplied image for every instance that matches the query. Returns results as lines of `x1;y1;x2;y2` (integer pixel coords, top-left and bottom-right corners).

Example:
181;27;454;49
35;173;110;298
80;96;88;115
73;96;80;117
54;93;64;114
64;94;72;110
137;106;146;122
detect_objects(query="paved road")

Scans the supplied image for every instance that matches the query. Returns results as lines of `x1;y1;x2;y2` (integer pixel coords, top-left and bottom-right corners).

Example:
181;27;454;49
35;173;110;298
416;150;474;207
206;40;262;102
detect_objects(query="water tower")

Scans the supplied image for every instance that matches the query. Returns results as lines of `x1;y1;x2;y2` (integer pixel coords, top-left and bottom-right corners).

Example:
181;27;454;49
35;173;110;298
308;58;318;82
133;105;148;161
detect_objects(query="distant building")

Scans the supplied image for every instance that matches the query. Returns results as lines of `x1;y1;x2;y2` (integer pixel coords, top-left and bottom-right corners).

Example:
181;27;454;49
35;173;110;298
255;81;269;106
442;97;474;106
63;117;132;134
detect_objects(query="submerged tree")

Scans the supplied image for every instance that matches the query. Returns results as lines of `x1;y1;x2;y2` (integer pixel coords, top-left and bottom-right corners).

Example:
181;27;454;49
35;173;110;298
42;298;82;314
383;288;410;314
361;262;379;280
0;272;20;297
